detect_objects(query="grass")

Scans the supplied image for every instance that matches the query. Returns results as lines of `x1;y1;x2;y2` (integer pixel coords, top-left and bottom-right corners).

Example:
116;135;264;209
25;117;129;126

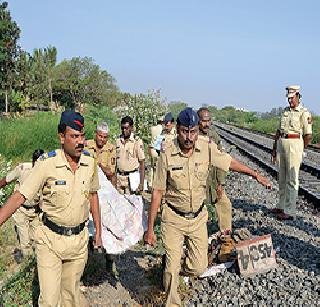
0;109;119;164
0;257;38;306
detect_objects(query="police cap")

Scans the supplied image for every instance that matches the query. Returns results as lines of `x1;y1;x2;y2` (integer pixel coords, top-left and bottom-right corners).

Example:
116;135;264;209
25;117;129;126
164;112;174;124
286;85;300;98
60;110;84;131
177;107;199;128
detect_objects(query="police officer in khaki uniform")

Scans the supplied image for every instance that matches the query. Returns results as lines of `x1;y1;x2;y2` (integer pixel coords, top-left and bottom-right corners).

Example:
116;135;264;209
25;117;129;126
163;112;176;142
163;112;175;133
86;121;116;185
197;107;234;262
0;111;102;307
0;149;44;262
116;116;145;194
144;108;271;307
271;85;312;220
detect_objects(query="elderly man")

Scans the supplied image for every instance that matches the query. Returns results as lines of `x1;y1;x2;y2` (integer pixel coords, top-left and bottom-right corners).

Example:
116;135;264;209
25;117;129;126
0;111;102;306
86;121;116;185
271;85;312;220
145;107;271;306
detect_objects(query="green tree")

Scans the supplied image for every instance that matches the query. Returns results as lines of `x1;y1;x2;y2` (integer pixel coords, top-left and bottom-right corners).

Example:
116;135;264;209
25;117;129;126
53;57;118;110
116;90;167;145
0;1;20;112
167;101;187;119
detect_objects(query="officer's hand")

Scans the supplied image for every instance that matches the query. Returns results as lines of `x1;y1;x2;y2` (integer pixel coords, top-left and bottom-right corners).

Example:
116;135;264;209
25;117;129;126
143;230;157;246
136;183;144;194
94;234;103;248
216;184;224;200
255;172;272;189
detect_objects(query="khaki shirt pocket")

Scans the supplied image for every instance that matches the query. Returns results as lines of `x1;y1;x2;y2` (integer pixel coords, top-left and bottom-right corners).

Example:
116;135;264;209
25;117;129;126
168;166;186;189
280;113;290;131
290;116;301;131
195;162;209;186
50;182;70;207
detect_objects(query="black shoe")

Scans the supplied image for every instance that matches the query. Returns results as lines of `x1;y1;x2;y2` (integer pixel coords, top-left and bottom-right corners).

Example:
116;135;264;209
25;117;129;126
270;208;284;214
13;248;24;264
277;212;294;221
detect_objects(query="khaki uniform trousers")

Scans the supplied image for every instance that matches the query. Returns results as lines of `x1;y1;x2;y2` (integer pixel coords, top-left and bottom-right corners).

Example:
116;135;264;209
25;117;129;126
35;222;89;307
12;206;39;255
277;138;304;216
214;192;232;231
207;169;232;232
116;174;131;195
161;205;208;307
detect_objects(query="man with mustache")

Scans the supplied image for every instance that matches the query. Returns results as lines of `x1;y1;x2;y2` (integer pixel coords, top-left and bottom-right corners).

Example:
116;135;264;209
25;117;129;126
271;85;312;220
197;107;234;262
144;107;271;307
0;110;102;307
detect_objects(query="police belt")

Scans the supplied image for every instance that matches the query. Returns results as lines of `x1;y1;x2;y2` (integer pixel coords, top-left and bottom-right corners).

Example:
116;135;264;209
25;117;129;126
22;204;36;210
117;168;138;176
167;202;205;219
42;212;87;236
280;133;300;139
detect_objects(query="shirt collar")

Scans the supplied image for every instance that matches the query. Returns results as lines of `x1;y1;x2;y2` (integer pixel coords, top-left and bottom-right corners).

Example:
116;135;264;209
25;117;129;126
291;104;303;111
56;148;88;169
120;133;135;143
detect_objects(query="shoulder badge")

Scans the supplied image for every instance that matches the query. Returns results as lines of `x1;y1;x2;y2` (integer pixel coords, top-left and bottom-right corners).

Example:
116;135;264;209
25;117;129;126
47;150;56;158
82;150;93;157
38;150;56;161
307;116;313;124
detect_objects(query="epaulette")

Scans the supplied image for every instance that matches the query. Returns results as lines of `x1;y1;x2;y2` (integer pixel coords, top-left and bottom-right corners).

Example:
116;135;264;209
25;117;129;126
39;150;56;161
82;150;93;157
48;150;56;158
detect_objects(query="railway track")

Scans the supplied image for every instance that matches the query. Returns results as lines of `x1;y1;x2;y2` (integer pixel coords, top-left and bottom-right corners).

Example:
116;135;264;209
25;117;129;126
215;123;320;208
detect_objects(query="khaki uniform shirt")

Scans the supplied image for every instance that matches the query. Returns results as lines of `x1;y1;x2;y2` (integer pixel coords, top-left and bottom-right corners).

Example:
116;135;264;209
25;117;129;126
153;138;232;213
198;130;227;185
19;149;99;227
163;126;176;142
279;105;312;136
6;162;35;207
116;134;145;172
208;126;223;150
86;139;116;173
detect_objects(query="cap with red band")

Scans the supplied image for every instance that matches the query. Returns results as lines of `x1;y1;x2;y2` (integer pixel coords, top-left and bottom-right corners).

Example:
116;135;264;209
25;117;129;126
60;110;84;131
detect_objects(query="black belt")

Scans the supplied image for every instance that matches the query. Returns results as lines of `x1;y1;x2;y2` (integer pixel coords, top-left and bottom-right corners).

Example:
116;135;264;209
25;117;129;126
42;212;86;236
22;204;35;209
117;168;138;176
167;202;205;219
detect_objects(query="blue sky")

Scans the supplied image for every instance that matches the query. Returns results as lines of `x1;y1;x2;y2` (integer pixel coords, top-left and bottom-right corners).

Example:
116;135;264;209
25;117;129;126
8;0;320;114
